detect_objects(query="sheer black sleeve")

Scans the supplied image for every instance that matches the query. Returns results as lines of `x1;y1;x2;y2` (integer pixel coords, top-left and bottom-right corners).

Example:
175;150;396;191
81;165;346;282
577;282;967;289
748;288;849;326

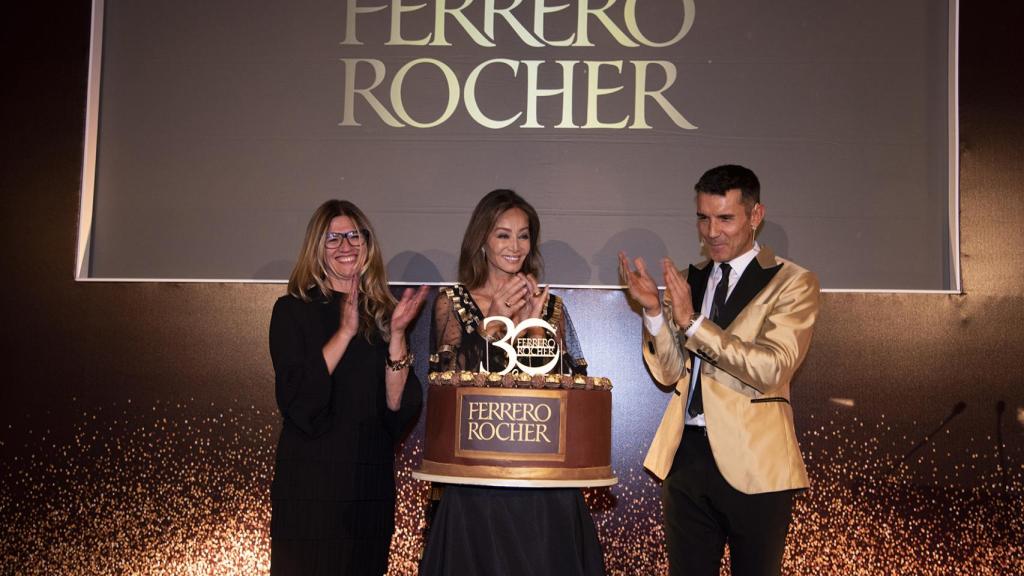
554;297;589;376
430;288;465;372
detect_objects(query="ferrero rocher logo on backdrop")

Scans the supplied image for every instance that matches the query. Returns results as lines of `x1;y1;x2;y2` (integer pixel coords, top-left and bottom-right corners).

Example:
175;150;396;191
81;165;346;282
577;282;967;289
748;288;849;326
456;316;567;459
338;0;698;130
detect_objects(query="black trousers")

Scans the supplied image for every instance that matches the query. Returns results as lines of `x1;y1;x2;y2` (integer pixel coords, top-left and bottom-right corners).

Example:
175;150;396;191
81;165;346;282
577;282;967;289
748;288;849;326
662;427;796;576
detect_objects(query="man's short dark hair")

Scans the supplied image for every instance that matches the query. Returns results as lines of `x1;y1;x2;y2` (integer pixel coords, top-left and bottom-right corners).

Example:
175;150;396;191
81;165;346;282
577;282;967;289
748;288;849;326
694;164;760;208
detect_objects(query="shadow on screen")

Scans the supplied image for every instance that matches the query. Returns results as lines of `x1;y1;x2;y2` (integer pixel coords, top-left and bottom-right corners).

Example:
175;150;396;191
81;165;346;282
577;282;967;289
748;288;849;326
539;240;592;285
757;220;790;259
388;251;450;283
252;259;295;281
593;228;669;286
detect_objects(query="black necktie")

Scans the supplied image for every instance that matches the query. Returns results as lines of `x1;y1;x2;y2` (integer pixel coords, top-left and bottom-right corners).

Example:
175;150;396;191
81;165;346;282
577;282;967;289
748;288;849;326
688;262;731;417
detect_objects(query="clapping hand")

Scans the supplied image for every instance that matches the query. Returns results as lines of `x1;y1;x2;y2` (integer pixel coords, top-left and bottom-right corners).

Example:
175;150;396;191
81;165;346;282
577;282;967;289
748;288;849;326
391;285;429;335
339;274;361;339
619;253;695;325
618;252;661;315
517;274;549;323
485;274;531;319
661;257;694;327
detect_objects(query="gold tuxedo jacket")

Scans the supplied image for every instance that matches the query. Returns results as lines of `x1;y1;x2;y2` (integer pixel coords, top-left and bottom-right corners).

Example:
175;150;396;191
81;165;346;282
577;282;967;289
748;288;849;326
641;247;820;494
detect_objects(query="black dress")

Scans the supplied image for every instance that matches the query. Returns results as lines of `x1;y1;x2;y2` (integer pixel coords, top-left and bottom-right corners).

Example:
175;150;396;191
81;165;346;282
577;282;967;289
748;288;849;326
269;290;421;576
419;286;605;576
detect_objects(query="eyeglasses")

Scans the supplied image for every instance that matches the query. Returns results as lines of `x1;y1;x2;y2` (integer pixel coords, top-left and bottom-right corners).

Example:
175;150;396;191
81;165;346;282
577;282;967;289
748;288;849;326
325;229;369;248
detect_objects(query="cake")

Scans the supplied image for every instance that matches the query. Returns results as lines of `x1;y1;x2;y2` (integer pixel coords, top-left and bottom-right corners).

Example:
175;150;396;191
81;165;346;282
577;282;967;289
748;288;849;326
413;370;616;487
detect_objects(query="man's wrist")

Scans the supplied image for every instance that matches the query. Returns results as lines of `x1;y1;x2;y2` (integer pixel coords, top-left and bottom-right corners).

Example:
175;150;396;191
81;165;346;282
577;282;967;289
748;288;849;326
683;313;703;337
643;303;662;317
642;307;664;336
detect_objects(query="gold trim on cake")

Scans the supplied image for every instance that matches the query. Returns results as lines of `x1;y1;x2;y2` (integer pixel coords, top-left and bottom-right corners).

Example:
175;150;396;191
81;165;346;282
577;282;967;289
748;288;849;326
418;460;613;481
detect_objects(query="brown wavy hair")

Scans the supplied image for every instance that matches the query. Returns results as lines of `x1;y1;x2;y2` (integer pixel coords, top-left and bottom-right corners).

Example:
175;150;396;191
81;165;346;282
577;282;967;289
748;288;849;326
458;189;543;290
287;199;396;341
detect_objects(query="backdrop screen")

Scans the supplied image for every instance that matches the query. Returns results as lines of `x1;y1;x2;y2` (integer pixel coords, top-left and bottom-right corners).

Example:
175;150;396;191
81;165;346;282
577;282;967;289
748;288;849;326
80;0;956;289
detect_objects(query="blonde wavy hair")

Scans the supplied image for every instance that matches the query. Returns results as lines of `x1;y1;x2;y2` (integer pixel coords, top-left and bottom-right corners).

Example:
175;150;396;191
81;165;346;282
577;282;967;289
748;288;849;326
287;199;396;341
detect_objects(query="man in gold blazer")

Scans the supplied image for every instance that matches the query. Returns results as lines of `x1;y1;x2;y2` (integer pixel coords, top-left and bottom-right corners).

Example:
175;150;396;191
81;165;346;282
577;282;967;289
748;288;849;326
619;164;819;576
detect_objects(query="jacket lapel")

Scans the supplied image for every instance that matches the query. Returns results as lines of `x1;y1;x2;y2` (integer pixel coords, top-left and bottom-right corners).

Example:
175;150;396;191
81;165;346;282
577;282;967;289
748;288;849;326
715;248;783;329
687;261;712;313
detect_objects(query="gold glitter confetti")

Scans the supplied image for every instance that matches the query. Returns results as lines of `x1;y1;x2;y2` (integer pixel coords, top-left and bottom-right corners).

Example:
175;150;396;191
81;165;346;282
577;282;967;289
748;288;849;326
1;402;1020;575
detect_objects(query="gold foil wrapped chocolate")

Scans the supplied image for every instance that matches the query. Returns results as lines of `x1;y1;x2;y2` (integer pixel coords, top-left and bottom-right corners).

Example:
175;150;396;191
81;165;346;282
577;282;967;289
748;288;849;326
429;369;614;393
514;372;532;388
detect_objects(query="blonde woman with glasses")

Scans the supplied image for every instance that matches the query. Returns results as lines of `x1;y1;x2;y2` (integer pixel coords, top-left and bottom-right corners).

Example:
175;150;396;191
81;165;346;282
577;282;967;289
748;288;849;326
268;199;428;575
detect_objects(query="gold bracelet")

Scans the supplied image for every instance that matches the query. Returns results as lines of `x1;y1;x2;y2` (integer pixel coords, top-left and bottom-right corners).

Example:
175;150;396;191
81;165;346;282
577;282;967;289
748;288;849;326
386;352;414;371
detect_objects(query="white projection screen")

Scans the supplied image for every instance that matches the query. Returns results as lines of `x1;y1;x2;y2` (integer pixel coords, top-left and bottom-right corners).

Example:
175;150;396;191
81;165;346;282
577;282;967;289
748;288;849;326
77;0;959;290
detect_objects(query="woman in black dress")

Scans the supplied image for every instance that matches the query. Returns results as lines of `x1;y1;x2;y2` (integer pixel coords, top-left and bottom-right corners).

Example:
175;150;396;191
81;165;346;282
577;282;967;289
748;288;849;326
420;189;605;576
269;199;427;575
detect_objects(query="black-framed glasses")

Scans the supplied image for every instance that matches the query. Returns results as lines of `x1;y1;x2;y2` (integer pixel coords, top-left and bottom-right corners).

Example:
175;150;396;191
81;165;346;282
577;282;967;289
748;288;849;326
325;229;369;248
